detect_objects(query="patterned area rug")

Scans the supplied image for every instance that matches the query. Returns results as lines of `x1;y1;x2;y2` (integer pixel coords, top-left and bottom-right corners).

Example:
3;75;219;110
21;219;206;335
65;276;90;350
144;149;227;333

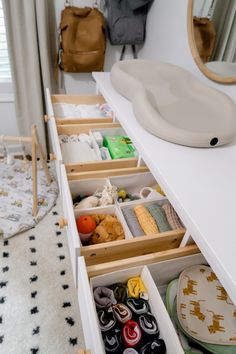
0;197;85;354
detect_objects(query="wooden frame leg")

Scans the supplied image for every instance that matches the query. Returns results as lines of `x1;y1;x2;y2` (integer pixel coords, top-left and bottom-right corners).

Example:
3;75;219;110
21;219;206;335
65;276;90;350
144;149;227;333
31;126;38;217
34;125;51;185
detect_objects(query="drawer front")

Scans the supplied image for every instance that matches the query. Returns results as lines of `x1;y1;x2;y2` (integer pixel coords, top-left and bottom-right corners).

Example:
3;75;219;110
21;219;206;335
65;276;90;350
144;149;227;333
57;122;120;135
60;164;80;287
67;166;149;180
77;251;206;354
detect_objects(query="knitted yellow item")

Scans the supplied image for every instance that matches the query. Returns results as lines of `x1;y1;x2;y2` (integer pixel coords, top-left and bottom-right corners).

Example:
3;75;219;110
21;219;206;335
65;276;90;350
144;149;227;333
127;277;148;299
134;205;159;235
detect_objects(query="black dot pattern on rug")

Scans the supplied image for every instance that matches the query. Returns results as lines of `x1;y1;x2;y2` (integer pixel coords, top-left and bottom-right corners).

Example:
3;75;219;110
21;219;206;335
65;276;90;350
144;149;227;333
69;337;77;346
30;275;38;283
65;317;75;326
3;240;8;246
30;248;36;253
0;281;8;288
62;302;71;308
31;291;37;299
0;297;6;304
53;211;58;215
2;266;9;273
29;235;35;241
56;231;61;236
32;326;40;335
0;335;4;343
58;255;65;261
30;307;39;315
60;270;66;276
62;284;69;290
30;261;37;266
30;347;39;354
57;243;63;248
0;316;2;324
2;252;9;258
54;222;59;226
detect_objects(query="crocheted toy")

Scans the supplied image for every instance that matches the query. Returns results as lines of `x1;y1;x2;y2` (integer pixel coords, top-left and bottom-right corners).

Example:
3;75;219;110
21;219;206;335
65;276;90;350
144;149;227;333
134;205;159;235
89;214;125;244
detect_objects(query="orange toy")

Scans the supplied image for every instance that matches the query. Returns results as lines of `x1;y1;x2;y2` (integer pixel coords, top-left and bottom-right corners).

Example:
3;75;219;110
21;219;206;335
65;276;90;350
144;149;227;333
76;215;96;243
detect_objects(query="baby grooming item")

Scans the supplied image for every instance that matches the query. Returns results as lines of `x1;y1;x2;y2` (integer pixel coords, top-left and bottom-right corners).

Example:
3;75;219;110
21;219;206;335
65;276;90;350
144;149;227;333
122;206;144;237
76;215;96;243
162;203;184;230
134;205;159;235
147;204;171;233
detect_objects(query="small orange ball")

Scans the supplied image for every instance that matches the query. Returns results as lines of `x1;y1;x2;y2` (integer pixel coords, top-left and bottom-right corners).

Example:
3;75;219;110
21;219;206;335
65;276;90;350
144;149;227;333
76;215;96;234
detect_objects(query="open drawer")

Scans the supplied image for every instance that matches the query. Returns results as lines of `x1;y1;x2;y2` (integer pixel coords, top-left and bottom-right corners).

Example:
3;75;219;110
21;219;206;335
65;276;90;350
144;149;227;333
59;164;187;287
46;88;114;124
77;250;204;354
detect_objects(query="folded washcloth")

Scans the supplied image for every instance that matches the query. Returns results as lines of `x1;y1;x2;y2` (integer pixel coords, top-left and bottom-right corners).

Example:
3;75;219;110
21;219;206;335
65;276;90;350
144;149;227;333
146;204;171;233
122;319;142;347
103;327;123;353
122;206;144;237
140;339;166;354
162;203;184;230
139;313;160;337
134;205;159;235
110;283;127;302
113;303;132;323
126;298;150;316
94;286;117;309
97;307;116;332
127;277;148;300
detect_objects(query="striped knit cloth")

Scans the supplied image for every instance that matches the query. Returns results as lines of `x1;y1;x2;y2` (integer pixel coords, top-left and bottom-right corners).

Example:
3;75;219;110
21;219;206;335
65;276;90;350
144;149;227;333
147;204;171;232
162;203;184;230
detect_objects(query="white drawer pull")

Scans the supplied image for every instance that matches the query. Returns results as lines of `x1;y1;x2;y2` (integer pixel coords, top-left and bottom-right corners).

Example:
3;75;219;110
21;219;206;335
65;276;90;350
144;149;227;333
59;217;68;229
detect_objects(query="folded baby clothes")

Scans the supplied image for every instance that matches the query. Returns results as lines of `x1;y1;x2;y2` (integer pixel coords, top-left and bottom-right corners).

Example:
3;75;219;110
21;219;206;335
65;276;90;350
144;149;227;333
147;204;171;233
113;303;132;324
126;298;150;316
122;319;142;347
103;327;123;354
122;206;144;237
127;277;148;300
123;349;139;354
134;205;159;235
140;339;166;354
162;203;184;230
139;313;160;338
110;283;127;303
97;307;116;332
93;287;117;309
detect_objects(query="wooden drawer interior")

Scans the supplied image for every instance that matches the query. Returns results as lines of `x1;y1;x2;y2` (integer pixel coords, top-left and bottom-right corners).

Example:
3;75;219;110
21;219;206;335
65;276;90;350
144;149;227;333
51;94;113;124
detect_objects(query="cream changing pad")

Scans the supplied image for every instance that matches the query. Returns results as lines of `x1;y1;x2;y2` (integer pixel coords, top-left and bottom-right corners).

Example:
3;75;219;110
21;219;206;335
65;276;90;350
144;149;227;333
110;60;236;147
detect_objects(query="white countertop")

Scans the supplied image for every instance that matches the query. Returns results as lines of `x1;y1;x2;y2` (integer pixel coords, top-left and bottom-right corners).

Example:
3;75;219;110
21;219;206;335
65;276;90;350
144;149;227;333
93;71;236;304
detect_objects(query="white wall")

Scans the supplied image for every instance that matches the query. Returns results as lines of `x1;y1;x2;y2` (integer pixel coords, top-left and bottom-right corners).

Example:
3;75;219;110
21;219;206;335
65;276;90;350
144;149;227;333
54;0;136;94
139;0;236;102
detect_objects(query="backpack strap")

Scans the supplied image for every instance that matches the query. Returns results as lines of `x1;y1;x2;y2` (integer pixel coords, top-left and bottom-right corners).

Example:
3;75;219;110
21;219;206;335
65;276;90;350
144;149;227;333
120;44;138;61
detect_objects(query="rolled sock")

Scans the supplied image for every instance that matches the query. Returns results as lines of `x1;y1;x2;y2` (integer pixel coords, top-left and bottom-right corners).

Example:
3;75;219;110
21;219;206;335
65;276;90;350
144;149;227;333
140;339;166;354
123;349;139;354
110;283;127;302
122;206;144;237
125;298;150;316
162;203;184;230
134;205;159;235
113;303;132;323
94;286;117;309
122;320;142;347
97;307;116;332
103;327;123;354
139;313;160;337
146;204;171;232
127;277;148;299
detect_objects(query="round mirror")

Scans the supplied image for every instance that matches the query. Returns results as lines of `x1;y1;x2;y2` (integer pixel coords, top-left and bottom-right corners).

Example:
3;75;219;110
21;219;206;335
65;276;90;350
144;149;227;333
188;0;236;84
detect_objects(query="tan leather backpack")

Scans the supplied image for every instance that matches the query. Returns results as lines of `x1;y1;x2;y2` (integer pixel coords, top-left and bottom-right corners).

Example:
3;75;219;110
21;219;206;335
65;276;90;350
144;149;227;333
58;6;106;72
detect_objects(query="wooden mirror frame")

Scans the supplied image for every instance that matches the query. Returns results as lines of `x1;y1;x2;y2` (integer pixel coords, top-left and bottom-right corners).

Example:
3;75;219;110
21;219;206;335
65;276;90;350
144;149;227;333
187;0;236;84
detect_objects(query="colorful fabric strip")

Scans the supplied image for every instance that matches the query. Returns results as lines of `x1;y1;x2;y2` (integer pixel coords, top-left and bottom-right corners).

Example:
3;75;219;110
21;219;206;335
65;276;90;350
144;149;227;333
122;320;142;347
94;286;117;309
